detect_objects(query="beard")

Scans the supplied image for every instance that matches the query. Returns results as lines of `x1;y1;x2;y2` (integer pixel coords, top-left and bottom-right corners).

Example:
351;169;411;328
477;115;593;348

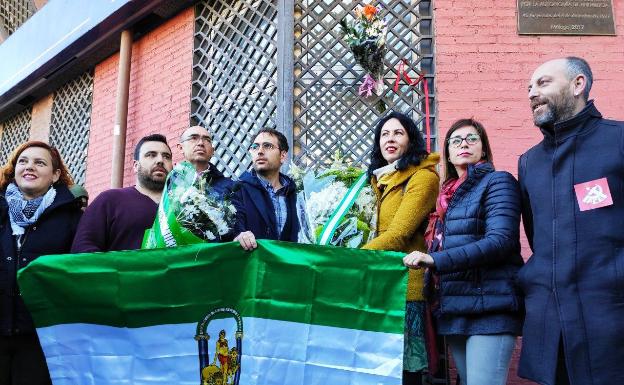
533;91;577;128
137;165;166;192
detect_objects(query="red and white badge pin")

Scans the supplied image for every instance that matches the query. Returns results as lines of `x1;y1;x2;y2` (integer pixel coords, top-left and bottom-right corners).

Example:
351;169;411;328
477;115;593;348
574;177;613;211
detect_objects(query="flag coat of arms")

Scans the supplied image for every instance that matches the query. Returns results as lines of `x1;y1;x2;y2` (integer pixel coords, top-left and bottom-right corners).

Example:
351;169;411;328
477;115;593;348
18;241;407;385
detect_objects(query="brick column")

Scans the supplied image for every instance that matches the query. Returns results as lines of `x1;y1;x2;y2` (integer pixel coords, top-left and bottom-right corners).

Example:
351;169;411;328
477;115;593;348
29;94;53;142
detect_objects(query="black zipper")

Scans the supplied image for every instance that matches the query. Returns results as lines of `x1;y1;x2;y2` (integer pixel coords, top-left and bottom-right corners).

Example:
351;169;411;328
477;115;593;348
551;130;559;302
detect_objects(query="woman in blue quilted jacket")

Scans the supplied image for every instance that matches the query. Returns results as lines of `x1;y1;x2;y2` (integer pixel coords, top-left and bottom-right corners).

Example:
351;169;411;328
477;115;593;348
403;118;524;385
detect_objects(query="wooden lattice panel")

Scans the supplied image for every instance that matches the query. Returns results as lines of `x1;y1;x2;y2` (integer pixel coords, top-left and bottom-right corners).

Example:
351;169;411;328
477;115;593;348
191;0;435;174
293;0;435;167
49;71;94;185
191;0;279;177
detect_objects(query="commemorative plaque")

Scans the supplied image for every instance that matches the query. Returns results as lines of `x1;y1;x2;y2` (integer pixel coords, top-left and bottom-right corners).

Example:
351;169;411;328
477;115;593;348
518;0;616;35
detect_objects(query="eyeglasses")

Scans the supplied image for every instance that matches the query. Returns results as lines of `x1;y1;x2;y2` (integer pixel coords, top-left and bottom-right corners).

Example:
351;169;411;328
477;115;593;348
181;134;212;143
249;142;280;152
448;133;480;148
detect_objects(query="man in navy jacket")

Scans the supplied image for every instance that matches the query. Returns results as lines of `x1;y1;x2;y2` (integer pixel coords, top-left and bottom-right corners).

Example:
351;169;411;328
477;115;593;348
233;128;299;250
518;57;624;385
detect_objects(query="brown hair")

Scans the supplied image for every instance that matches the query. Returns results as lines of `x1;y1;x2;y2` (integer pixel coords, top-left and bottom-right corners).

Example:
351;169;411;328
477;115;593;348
443;118;494;182
0;141;74;191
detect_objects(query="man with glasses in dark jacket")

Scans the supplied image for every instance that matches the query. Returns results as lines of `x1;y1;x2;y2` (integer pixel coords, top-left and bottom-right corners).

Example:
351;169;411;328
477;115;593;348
177;125;234;198
233;128;299;250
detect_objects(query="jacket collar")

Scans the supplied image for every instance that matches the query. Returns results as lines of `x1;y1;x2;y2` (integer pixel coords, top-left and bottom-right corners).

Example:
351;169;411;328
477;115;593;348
539;100;602;142
375;153;440;199
465;161;494;179
33;184;76;215
240;170;296;195
239;170;296;229
199;163;224;181
448;162;494;207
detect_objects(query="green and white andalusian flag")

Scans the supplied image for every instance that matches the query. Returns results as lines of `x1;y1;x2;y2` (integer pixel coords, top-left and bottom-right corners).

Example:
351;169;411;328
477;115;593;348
18;240;407;385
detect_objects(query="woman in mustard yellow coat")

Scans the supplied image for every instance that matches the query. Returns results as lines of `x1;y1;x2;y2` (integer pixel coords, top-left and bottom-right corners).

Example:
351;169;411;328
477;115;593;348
362;111;439;385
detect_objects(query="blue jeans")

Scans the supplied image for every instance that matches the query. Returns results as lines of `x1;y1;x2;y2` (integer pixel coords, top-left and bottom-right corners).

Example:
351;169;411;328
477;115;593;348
446;334;515;385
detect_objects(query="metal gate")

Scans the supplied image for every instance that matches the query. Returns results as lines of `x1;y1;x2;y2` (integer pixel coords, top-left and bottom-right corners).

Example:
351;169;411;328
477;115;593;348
191;0;434;175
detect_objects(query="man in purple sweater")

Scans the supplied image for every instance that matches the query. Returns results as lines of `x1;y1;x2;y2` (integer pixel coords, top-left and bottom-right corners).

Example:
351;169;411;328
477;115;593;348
71;134;173;252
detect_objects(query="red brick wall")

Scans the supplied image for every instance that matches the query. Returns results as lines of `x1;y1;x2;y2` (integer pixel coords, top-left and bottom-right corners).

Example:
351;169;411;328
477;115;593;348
85;7;194;199
435;2;624;178
435;2;624;384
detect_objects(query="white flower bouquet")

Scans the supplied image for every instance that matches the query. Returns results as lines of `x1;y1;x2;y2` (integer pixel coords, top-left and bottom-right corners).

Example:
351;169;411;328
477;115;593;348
170;178;236;242
291;156;376;249
142;161;236;248
340;3;388;97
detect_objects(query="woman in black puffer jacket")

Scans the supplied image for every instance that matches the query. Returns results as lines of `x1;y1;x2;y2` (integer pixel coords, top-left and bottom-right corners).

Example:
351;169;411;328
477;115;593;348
404;119;524;385
0;141;82;385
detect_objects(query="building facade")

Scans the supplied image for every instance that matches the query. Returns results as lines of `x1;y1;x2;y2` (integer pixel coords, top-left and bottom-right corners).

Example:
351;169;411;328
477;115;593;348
1;1;623;384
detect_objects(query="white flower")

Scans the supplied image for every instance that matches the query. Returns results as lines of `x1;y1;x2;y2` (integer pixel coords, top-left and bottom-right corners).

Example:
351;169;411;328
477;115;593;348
170;182;236;241
354;186;376;222
297;163;376;248
306;182;348;227
203;229;216;240
372;20;385;31
215;218;230;235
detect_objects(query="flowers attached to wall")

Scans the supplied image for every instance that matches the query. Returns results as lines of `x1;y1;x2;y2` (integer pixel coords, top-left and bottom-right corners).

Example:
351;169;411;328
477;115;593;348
340;3;387;98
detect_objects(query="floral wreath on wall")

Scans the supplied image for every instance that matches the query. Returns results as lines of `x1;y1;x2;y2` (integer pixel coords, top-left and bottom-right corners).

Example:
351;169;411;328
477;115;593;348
340;3;387;99
340;2;432;151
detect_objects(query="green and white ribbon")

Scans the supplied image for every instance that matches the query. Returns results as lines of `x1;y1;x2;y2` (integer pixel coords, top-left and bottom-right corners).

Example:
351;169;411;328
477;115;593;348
317;171;369;245
156;193;177;247
142;161;203;249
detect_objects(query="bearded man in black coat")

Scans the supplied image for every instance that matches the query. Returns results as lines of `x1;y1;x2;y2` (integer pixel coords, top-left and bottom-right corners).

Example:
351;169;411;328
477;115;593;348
518;57;624;385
